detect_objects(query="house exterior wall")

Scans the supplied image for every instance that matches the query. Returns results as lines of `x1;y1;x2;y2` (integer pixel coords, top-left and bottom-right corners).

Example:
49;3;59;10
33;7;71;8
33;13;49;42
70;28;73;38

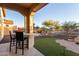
0;7;4;39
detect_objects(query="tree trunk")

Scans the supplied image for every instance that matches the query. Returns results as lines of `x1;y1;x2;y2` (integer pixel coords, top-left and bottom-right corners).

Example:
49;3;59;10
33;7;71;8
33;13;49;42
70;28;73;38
65;30;69;40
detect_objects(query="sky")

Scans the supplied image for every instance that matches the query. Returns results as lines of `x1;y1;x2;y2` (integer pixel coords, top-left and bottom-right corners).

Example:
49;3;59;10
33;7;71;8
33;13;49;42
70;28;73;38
5;9;24;27
5;3;79;27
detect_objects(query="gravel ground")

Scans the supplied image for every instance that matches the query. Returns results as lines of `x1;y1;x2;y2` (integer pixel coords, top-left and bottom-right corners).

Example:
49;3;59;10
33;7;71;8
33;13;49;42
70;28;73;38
0;35;10;44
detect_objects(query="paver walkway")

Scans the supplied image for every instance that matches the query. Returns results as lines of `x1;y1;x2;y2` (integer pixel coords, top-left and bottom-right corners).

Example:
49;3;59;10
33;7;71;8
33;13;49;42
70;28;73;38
56;39;79;54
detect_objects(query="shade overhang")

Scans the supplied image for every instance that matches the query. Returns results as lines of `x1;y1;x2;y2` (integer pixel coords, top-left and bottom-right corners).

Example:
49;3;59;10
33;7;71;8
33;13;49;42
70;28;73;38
0;3;48;15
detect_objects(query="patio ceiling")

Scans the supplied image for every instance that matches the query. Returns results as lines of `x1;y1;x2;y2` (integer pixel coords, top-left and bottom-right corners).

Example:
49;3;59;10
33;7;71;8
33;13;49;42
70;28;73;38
0;3;47;15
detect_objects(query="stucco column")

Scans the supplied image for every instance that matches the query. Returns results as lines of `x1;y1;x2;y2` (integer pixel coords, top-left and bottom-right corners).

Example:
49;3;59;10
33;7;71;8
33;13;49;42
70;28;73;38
24;16;27;32
0;7;4;40
25;11;35;48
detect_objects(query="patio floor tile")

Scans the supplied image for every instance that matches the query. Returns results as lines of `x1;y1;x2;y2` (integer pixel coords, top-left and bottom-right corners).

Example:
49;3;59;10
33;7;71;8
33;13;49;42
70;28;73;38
0;43;43;56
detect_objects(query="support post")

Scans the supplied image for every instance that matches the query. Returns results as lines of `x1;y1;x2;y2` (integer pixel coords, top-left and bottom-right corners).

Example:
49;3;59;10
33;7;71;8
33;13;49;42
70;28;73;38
25;11;35;48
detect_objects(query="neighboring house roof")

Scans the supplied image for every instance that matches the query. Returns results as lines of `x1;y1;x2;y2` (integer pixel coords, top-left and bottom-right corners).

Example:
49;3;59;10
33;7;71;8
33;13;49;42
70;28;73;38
4;20;13;25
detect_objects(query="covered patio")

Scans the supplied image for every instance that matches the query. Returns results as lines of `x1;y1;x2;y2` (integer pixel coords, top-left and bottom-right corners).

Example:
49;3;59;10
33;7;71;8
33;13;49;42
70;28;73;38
0;43;43;56
0;3;47;55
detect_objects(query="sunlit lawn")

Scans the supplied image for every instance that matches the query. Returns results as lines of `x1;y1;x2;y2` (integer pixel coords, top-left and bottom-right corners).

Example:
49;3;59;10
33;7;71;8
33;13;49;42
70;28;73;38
34;36;79;56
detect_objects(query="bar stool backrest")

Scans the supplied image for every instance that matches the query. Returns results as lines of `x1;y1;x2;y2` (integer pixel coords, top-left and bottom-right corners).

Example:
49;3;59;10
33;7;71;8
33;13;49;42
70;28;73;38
16;32;24;41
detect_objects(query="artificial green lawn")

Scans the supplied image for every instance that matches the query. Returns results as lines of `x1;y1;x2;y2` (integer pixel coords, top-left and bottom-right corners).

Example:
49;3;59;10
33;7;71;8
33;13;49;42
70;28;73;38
34;36;79;56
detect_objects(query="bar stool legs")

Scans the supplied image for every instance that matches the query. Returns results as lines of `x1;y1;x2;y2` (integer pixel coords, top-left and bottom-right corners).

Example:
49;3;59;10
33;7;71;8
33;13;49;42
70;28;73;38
15;41;24;55
9;39;12;52
22;41;24;55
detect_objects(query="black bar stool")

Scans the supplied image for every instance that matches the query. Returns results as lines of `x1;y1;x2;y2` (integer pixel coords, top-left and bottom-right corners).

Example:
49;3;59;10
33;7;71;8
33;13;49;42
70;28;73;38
15;31;24;55
9;31;16;52
9;31;28;55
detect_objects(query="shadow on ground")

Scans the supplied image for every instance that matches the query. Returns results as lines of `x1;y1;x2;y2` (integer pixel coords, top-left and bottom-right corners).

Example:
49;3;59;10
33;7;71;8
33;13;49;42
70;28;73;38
0;35;10;44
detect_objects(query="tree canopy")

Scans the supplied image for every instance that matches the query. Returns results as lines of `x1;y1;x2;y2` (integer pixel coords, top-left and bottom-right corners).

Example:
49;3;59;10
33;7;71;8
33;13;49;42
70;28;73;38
42;20;60;28
62;21;77;31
